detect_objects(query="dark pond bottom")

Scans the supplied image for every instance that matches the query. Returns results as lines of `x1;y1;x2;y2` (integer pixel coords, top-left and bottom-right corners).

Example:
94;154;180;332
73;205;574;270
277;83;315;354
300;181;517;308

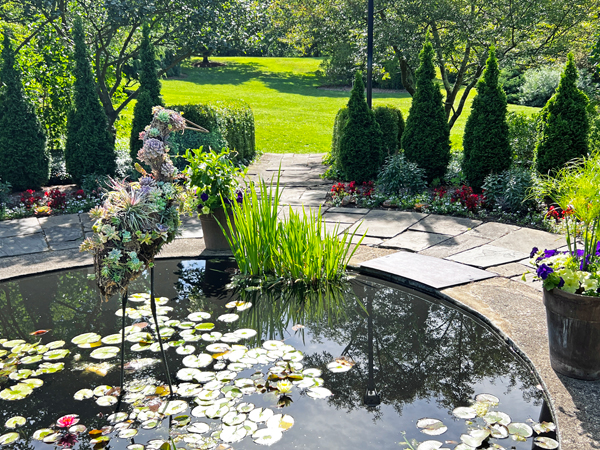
0;259;554;450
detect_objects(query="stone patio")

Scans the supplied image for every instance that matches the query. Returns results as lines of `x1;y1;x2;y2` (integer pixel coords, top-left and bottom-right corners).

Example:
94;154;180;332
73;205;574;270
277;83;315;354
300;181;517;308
0;153;598;450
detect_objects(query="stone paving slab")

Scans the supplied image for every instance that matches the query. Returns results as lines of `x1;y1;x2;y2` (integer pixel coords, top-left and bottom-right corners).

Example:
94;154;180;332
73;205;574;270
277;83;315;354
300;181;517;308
321;212;363;223
44;224;84;251
382;230;452;252
326;207;370;215
486;262;532;278
80;214;94;232
179;216;204;239
350;235;382;246
298;190;326;206
38;214;80;228
464;222;520;240
0;233;48;257
0;217;41;238
360;251;496;289
419;234;490;259
351;210;427;238
409;214;481;235
492;227;564;254
447;244;530;268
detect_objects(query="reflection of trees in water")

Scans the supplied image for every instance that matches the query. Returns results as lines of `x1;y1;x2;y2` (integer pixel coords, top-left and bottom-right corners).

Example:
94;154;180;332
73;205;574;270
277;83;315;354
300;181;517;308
237;276;542;419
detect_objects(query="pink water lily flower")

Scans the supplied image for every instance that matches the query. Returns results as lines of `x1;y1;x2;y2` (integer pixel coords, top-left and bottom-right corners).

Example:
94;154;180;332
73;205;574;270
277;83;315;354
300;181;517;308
56;415;79;428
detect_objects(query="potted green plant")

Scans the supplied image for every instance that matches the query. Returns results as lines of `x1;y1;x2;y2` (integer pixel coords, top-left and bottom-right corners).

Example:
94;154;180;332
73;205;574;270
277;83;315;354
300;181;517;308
183;147;247;251
529;153;600;380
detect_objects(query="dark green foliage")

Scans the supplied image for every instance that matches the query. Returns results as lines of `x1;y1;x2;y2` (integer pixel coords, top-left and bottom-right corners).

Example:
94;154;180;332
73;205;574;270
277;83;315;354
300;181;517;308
338;72;385;182
482;167;537;213
0;32;49;191
462;47;511;190
499;68;525;104
535;54;589;175
168;101;255;168
590;108;600;153
507;111;540;168
329;107;348;170
65;19;116;184
377;152;427;195
373;105;404;155
130;24;164;159
401;38;450;183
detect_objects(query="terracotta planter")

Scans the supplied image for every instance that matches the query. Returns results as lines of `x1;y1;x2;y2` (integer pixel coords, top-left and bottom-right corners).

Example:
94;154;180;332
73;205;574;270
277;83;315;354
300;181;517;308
200;207;236;251
543;288;600;380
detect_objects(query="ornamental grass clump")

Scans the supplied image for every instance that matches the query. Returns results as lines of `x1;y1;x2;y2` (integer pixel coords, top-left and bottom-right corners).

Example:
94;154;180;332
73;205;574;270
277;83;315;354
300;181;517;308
81;107;204;297
221;175;363;288
529;153;600;295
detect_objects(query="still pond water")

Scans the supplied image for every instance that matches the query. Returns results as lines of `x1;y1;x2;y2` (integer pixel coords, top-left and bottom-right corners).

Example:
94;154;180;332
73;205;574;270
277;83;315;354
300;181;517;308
0;259;554;450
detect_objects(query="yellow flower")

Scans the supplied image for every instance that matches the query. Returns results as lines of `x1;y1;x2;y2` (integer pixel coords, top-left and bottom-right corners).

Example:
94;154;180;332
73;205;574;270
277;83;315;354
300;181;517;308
276;380;293;394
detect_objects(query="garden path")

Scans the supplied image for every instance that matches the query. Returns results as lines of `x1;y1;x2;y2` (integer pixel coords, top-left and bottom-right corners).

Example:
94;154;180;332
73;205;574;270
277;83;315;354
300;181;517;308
0;153;598;450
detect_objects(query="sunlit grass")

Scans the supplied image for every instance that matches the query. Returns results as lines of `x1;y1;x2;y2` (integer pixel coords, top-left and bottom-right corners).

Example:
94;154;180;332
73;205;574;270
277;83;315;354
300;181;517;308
117;57;540;154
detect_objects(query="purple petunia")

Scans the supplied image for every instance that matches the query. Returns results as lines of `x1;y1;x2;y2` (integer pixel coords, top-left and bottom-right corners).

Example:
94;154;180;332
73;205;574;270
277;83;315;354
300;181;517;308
536;264;554;280
530;247;539;258
558;278;565;288
544;249;557;258
200;193;209;202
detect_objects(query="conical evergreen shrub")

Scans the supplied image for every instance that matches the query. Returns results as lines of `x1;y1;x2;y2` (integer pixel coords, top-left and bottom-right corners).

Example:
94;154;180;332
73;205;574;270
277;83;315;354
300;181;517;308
462;47;511;190
535;54;589;175
401;37;450;183
338;72;384;182
65;19;116;184
130;24;164;159
0;32;49;190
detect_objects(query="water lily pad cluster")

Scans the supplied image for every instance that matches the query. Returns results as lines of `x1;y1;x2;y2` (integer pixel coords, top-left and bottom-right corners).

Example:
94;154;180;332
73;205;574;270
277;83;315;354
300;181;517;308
0;337;67;401
56;292;334;449
412;393;558;450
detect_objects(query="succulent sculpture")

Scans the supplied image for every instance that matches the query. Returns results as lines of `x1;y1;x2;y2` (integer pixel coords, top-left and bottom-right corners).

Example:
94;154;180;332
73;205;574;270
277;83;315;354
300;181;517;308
81;107;207;297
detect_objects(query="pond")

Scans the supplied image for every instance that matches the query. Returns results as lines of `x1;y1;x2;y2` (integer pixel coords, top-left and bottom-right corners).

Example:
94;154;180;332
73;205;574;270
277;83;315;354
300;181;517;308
0;259;557;450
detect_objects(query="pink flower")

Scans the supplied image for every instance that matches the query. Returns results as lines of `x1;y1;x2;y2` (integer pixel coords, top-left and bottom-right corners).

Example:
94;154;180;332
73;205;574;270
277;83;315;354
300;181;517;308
56;415;79;428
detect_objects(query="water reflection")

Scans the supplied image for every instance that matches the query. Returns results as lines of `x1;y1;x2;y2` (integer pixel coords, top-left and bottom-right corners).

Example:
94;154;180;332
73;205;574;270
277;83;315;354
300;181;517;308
0;260;549;450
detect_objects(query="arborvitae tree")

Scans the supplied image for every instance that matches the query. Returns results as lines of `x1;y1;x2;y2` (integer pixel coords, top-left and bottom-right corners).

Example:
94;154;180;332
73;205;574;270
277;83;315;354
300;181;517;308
401;37;450;183
130;24;163;159
65;19;116;184
461;47;511;190
338;71;384;182
536;54;589;175
0;32;49;190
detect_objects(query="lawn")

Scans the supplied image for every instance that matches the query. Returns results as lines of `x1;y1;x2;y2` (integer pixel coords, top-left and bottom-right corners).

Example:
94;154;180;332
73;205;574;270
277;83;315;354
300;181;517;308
117;57;539;154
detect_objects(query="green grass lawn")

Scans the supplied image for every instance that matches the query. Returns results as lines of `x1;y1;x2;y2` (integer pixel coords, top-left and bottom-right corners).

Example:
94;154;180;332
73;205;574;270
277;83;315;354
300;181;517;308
117;57;539;154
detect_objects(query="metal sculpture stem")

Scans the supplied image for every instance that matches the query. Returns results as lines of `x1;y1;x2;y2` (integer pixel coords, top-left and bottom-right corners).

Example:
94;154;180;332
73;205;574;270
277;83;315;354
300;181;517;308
151;266;174;397
116;289;128;412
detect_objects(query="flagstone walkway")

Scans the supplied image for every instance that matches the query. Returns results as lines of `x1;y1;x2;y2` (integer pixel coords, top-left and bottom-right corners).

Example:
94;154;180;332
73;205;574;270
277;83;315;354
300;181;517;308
0;153;598;449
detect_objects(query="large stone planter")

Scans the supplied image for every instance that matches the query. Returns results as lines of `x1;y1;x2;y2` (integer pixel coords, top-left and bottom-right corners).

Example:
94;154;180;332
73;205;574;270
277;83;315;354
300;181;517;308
543;288;600;380
200;207;235;251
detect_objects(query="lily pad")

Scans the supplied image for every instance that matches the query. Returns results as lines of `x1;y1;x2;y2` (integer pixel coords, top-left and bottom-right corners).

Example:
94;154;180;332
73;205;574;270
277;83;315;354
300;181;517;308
223;411;246;426
0;383;33;401
489;423;509;439
534;437;559;449
2;339;25;348
452;406;477;419
160;400;188;415
220;425;247;443
45;340;66;349
416;441;444;450
507;422;533;438
475;393;500;405
128;444;145;450
5;416;26;429
188;422;210;434
306;387;333;399
252;428;283;446
416;418;447;436
21;378;43;389
188;312;211;322
90;346;120;360
532;421;557;434
483;411;511;426
237;402;255;413
93;385;112;396
217;314;239;323
176;345;196;355
96;395;118;406
71;333;102;345
326;361;353;373
32;429;54;440
43;348;70;360
183;354;213;368
20;355;43;365
194;323;215;331
0;432;19;445
266;414;294;431
118;429;138;439
233;329;257;339
262;340;283;350
108;412;129;423
101;334;123;345
141;419;160;429
248;408;274;423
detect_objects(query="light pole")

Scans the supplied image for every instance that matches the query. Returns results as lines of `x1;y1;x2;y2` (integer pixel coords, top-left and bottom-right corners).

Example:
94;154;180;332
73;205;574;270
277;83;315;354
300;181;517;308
366;0;374;109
